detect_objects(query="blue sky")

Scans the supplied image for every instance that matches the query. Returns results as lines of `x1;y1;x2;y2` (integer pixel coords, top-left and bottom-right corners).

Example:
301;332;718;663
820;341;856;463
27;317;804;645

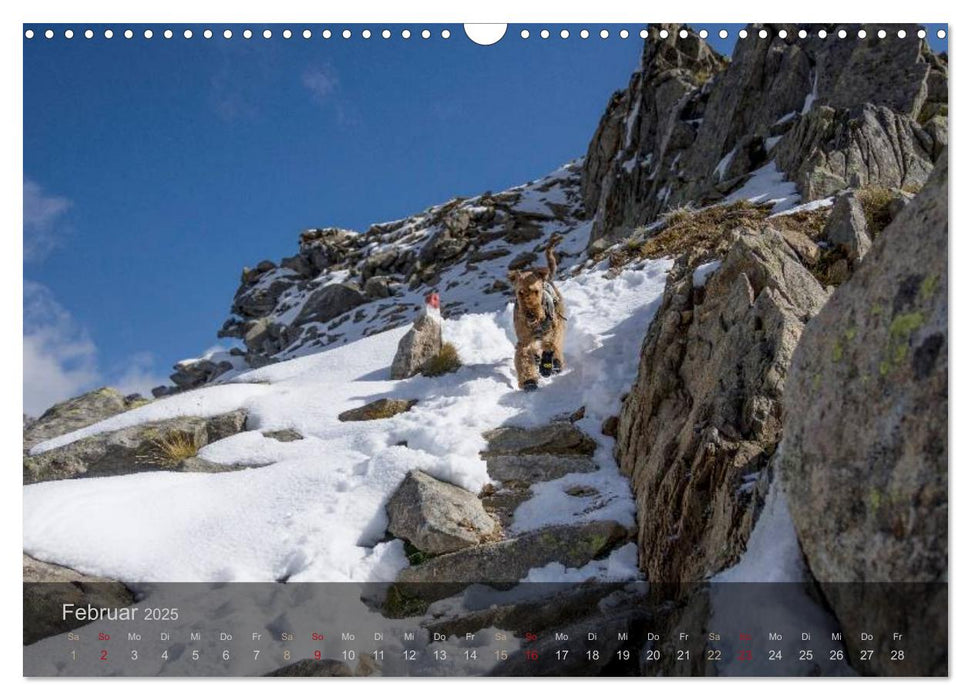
22;24;948;413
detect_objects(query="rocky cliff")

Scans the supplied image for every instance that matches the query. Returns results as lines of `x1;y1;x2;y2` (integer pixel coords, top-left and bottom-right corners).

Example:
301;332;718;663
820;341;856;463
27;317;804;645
582;23;946;250
778;153;947;675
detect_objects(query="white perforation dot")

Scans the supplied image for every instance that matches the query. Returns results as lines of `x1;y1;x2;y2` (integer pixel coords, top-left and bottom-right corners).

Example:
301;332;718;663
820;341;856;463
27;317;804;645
84;29;93;39
521;29;529;39
203;29;212;39
659;29;668;39
898;29;906;39
164;29;173;39
620;29;629;39
343;29;351;39
362;29;371;39
858;29;867;39
778;29;788;39
759;29;768;39
581;29;590;39
679;29;688;39
324;29;332;39
263;30;272;39
937;29;946;39
798;29;807;39
818;29;827;39
382;29;391;39
878;29;887;39
25;29;34;39
601;29;610;39
740;29;749;39
223;29;232;39
283;29;292;39
45;29;54;39
918;29;926;38
442;29;450;39
401;29;410;39
302;30;311;39
65;29;74;39
541;29;550;39
184;29;193;39
105;29;113;39
143;29;151;39
125;29;134;39
699;29;709;39
560;29;569;39
719;29;728;39
243;29;252;39
421;29;430;39
838;29;847;39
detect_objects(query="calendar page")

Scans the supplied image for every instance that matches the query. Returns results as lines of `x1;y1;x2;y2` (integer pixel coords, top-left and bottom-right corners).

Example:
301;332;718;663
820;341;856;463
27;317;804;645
22;21;948;678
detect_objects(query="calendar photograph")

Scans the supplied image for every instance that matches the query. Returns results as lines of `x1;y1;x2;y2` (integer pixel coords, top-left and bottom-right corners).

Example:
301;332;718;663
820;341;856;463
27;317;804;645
22;22;948;678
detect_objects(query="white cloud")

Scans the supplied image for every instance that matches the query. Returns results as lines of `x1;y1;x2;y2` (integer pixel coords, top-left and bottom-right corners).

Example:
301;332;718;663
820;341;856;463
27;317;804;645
23;178;71;261
302;64;339;103
23;282;170;416
23;281;100;416
112;351;169;399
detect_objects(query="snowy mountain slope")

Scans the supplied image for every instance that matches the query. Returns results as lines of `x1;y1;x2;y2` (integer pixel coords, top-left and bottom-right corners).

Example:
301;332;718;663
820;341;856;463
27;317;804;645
202;161;591;380
24;258;671;583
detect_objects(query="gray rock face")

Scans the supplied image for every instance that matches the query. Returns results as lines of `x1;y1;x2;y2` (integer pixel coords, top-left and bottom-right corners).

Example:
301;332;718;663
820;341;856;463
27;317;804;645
24;409;249;484
24;387;149;451
778;154;947;676
486;454;598;483
395;520;630;593
293;283;368;326
822;191;871;263
390;311;442;379
775;104;938;200
616;228;828;588
23;554;135;646
338;398;417;422
481;423;597;457
582;23;947;251
386;470;499;555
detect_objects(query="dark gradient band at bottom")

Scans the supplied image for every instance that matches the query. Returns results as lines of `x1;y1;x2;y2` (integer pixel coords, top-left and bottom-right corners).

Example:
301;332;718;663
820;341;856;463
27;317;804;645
24;581;947;677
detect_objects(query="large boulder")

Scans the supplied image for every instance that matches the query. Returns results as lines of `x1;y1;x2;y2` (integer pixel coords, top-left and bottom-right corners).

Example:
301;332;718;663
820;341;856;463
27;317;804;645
23;554;135;646
615;228;828;589
390;310;442;380
24;387;148;451
386;470;499;555
778;154;947;676
24;410;249;483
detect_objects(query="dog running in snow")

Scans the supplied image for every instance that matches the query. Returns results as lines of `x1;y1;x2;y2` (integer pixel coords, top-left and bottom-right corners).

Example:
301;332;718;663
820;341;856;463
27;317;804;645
507;235;566;391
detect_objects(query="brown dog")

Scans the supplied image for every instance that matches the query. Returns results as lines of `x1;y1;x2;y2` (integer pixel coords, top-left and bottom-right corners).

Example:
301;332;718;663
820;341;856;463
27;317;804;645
507;236;566;391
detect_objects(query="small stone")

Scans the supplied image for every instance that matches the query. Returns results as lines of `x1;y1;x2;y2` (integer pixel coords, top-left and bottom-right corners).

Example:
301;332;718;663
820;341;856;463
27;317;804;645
262;429;304;442
338;398;417;422
601;416;619;438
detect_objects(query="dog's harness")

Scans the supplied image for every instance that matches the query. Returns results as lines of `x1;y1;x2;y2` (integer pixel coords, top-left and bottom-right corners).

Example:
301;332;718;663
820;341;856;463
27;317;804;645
521;281;562;338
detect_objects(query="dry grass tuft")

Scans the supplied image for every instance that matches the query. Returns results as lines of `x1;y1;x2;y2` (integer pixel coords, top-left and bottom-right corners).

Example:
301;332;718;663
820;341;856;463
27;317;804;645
422;342;462;377
137;431;199;466
856;186;897;235
609;200;775;268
